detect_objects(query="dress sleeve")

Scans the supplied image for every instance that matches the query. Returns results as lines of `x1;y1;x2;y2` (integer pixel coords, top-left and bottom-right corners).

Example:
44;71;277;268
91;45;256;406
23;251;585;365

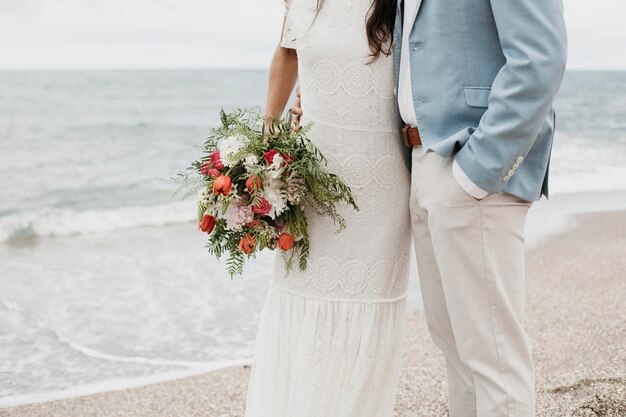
280;0;297;49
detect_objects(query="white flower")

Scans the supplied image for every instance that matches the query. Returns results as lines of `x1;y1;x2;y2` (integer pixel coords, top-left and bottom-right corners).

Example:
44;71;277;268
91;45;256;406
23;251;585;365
198;188;212;203
268;154;286;179
217;135;247;167
243;155;259;167
263;177;288;219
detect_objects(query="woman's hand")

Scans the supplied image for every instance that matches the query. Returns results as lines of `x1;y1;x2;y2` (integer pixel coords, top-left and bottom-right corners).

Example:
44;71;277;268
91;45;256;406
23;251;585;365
290;88;303;131
263;115;278;139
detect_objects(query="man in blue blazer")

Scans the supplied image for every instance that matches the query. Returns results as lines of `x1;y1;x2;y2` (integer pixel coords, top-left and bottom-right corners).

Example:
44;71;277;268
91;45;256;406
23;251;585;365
395;0;567;415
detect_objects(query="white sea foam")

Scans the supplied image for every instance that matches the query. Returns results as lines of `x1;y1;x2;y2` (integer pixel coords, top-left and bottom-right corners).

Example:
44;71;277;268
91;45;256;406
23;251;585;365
549;165;626;195
549;132;626;195
0;358;254;409
0;299;222;369
0;200;197;243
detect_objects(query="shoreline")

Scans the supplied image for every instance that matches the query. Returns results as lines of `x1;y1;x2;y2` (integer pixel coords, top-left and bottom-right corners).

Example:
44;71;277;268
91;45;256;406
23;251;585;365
2;189;626;248
524;188;626;248
2;193;626;414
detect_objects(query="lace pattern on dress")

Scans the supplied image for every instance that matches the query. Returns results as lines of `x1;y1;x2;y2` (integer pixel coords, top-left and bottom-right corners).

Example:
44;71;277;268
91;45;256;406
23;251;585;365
273;253;411;302
280;0;317;50
280;0;297;49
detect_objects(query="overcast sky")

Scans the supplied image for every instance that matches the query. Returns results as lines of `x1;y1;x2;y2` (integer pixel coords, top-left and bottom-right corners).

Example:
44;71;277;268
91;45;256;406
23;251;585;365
0;0;624;70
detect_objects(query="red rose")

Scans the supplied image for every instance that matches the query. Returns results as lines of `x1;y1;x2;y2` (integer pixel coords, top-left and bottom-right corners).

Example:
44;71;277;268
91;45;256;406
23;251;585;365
246;175;263;192
200;162;212;177
263;149;278;164
212;175;232;196
238;234;256;255
198;214;216;234
210;150;224;170
245;219;261;228
282;153;295;166
252;198;271;216
278;232;295;251
208;168;220;178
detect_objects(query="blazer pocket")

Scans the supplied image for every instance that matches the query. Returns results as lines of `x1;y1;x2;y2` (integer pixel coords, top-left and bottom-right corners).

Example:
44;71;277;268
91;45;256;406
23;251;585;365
464;87;491;108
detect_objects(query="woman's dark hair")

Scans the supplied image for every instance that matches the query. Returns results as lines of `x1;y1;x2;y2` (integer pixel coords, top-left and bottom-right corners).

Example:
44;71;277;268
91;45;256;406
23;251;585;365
316;0;396;61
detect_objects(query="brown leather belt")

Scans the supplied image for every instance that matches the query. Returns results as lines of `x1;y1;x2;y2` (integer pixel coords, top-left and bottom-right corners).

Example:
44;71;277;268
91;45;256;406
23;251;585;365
402;124;422;148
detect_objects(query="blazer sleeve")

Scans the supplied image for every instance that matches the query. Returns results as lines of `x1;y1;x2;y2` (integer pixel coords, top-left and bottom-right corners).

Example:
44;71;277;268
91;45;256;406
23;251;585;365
453;0;568;193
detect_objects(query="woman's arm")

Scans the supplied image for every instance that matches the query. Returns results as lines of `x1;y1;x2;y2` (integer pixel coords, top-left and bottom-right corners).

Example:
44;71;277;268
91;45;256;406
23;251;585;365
264;41;298;120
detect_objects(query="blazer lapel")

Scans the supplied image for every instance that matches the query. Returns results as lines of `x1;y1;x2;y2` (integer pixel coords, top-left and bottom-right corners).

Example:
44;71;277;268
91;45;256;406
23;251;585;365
408;0;424;33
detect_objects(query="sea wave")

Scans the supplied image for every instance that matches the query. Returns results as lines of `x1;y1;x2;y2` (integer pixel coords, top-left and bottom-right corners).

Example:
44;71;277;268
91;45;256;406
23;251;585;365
0;298;255;409
0;201;197;243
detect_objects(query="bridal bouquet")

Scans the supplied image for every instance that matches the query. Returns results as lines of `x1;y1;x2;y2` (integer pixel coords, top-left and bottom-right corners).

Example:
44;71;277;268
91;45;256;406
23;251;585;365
174;109;358;277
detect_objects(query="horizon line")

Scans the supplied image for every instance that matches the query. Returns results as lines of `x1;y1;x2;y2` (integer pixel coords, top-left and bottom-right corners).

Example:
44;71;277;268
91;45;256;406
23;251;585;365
0;67;625;73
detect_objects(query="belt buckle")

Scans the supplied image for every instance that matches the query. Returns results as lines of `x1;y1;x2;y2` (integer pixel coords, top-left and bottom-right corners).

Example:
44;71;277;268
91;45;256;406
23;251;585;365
402;124;421;148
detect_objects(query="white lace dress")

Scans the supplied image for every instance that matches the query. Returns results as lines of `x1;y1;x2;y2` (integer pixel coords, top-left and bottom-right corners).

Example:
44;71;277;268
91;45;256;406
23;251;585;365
244;0;412;415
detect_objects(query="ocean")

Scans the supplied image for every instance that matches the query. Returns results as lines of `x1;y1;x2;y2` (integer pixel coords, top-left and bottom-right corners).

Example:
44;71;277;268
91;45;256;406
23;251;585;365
0;70;625;406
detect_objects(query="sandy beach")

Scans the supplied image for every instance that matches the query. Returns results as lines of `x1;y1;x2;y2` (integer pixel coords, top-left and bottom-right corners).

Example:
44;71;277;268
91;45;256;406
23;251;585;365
2;207;625;417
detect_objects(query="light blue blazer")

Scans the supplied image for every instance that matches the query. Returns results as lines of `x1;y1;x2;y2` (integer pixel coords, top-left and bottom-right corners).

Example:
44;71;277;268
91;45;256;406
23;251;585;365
394;0;568;201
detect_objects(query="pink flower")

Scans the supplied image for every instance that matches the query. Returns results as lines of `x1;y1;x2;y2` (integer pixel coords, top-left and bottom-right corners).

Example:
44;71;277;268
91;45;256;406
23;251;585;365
252;198;272;216
263;149;278;165
200;162;212;177
208;168;220;178
225;204;254;229
210;150;225;170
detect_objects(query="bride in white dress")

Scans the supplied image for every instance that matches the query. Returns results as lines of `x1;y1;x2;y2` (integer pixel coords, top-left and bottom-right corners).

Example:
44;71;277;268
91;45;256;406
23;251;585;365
244;0;411;415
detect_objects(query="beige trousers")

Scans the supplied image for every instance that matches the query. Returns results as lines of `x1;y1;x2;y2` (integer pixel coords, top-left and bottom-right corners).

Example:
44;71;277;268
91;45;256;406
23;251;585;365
410;148;535;417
